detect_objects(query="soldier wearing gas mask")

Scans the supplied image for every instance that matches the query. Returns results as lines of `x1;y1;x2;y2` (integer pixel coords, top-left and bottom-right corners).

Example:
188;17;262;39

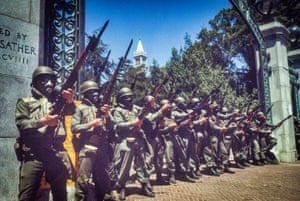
171;97;197;182
15;66;75;201
71;80;113;201
110;87;155;200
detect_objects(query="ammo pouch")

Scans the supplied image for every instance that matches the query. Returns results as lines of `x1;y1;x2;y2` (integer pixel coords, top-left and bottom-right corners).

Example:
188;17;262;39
14;137;34;161
14;137;24;161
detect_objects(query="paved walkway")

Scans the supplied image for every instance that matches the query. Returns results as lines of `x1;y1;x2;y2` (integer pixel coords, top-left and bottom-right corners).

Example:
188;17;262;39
122;162;300;201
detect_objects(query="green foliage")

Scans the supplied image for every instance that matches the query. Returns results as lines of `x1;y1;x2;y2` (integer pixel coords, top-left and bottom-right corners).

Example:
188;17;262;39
83;1;300;110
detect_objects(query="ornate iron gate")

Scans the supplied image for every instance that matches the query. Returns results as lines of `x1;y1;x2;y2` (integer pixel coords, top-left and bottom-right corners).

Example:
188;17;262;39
44;0;85;97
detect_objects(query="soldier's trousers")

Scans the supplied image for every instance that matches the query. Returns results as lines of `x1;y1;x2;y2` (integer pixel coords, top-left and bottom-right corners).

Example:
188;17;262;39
163;134;176;174
173;134;189;173
203;135;219;168
203;146;219;168
250;135;261;162
75;146;98;201
231;135;248;163
219;137;232;167
195;131;205;170
113;137;150;187
259;134;267;161
148;136;165;176
18;153;67;201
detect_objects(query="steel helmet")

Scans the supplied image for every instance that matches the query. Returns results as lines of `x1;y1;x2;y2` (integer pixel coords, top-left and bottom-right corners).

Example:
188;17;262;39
32;66;55;81
80;80;99;94
175;96;185;104
160;99;170;106
256;111;265;120
222;107;229;113
117;87;133;100
191;97;200;104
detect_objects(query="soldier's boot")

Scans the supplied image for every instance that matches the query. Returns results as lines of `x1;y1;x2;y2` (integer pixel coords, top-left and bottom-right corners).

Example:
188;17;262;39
208;167;220;176
236;162;245;169
241;160;251;167
141;183;155;197
119;188;126;201
182;173;196;183
216;166;224;174
195;167;202;177
261;159;269;165
224;166;235;174
168;172;176;184
189;170;200;179
253;160;263;166
156;173;169;185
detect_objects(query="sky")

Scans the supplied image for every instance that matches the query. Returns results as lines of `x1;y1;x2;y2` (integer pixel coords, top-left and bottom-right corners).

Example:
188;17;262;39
85;0;232;66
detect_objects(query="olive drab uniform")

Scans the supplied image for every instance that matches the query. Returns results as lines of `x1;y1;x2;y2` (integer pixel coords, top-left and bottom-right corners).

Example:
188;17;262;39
254;112;278;164
111;104;154;197
15;66;75;201
171;97;196;182
110;87;155;200
216;108;237;174
203;109;222;176
191;108;208;176
231;114;250;168
71;80;114;201
142;108;166;182
142;99;173;185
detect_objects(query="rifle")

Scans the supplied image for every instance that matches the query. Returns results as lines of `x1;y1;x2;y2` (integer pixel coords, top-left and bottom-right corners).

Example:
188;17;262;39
94;39;133;140
196;82;223;110
224;101;250;128
101;39;133;106
219;83;228;109
266;103;273;115
138;77;169;120
271;115;293;131
51;20;109;115
94;49;111;84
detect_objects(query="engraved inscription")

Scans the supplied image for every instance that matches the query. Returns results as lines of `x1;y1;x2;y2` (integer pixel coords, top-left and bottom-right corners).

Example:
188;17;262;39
0;27;37;65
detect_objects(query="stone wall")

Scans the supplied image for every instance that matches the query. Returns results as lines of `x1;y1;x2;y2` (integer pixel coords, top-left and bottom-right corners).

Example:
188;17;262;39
0;1;44;200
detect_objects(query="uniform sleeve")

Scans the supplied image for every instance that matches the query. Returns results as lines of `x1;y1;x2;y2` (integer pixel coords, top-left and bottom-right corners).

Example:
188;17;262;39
15;98;42;132
111;109;135;129
145;110;162;121
71;106;89;134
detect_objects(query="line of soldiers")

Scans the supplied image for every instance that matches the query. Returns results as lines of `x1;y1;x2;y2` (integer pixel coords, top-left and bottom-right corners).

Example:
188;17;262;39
71;79;285;201
15;65;287;201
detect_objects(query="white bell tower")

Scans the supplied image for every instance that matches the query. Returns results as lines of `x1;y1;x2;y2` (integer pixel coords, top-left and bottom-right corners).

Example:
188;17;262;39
133;39;147;72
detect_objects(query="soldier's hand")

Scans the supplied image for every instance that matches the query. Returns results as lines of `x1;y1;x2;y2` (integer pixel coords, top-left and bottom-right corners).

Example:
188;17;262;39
221;127;228;132
182;119;191;126
100;104;111;118
62;88;74;103
88;118;103;128
169;122;178;130
200;117;208;124
160;103;172;113
132;118;142;128
40;109;59;126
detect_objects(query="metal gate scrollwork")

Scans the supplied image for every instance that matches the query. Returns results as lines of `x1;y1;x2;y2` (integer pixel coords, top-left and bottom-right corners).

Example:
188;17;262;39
45;0;84;86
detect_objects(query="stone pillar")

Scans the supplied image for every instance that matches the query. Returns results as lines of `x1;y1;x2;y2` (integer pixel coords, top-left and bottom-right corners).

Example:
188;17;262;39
260;21;297;162
0;0;45;199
